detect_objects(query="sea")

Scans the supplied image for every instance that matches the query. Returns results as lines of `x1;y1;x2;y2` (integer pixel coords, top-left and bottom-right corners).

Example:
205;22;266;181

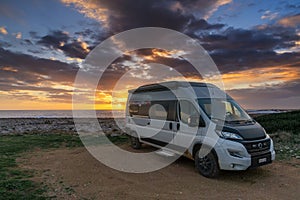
0;110;125;118
0;109;289;118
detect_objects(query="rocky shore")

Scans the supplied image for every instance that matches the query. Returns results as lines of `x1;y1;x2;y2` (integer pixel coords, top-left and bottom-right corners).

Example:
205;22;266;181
0;118;126;136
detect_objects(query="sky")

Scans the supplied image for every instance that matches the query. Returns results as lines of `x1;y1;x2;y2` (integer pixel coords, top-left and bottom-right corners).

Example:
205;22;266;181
0;0;299;110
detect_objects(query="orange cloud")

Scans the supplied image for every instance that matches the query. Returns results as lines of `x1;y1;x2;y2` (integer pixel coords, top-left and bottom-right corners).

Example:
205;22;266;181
151;49;186;59
220;65;300;90
203;0;232;20
1;66;18;72
277;14;300;27
61;0;109;27
15;32;22;39
0;26;8;35
77;37;90;53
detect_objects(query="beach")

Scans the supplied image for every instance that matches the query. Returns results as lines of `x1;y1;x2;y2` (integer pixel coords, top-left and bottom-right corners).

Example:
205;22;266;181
0;118;126;136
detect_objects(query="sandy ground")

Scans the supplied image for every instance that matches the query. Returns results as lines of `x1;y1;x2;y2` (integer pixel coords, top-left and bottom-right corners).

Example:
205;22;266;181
18;145;300;200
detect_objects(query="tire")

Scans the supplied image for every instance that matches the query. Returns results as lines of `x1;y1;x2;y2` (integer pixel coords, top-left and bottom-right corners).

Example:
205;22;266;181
195;148;220;178
130;136;142;149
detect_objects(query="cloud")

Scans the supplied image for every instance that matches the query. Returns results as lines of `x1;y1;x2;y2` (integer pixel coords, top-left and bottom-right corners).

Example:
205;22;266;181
197;24;300;73
0;47;82;104
37;30;90;59
62;0;110;27
227;79;300;109
0;26;8;35
219;65;300;90
15;32;22;39
201;26;299;51
277;14;300;27
261;10;278;20
211;50;300;74
171;0;232;20
61;0;229;34
0;47;79;87
37;30;69;48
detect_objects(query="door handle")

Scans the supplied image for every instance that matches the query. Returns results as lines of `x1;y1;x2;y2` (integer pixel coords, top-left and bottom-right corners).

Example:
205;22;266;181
147;121;150;125
177;123;180;130
169;122;173;130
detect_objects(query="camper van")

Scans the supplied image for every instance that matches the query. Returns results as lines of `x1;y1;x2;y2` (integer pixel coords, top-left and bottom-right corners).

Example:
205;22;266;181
125;81;275;178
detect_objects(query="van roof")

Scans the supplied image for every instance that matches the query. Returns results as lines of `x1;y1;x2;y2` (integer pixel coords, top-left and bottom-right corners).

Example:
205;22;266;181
128;81;218;93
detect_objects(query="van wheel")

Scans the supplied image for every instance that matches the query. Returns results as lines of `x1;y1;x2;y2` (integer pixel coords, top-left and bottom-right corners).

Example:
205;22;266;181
130;136;142;149
195;149;220;178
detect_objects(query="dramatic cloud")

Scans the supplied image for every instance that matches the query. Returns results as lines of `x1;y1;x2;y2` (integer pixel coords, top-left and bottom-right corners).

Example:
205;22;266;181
0;1;299;109
61;0;230;33
0;47;79;88
169;0;232;19
37;30;90;59
198;23;300;73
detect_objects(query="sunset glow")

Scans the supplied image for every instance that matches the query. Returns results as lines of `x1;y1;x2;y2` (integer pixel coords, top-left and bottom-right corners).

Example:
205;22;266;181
0;0;299;110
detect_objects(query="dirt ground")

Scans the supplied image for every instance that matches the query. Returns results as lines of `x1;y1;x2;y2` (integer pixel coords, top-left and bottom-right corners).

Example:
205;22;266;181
18;145;300;200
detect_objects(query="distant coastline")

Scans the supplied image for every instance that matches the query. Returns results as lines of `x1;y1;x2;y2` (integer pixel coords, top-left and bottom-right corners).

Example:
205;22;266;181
0;110;125;119
246;109;297;115
0;109;298;118
0;109;298;136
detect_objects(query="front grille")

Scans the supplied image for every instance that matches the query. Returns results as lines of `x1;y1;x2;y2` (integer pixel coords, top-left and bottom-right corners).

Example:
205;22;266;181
250;152;272;168
241;138;271;155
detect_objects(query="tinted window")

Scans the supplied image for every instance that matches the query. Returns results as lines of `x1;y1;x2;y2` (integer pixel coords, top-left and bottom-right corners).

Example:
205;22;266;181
149;103;168;120
179;100;198;124
179;100;204;126
129;101;151;117
129;100;177;121
149;101;176;121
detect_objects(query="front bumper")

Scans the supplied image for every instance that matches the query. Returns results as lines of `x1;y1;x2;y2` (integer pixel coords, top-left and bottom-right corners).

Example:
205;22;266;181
215;137;275;171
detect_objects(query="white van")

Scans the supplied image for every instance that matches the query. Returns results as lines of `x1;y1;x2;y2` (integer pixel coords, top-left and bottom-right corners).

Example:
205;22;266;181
125;81;275;178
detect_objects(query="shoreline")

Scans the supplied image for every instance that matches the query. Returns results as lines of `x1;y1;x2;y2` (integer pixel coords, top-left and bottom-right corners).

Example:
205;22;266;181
0;118;126;136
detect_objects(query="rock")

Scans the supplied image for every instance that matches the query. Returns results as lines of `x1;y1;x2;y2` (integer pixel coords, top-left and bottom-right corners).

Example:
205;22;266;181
296;156;300;159
0;118;125;136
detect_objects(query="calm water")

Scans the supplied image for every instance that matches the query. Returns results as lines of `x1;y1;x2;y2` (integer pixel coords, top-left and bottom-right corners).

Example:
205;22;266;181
0;110;125;118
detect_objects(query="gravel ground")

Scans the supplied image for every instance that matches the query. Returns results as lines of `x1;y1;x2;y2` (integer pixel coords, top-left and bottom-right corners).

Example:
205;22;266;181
18;145;300;200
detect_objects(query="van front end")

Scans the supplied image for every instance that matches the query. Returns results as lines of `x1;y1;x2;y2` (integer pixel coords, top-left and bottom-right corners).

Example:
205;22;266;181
214;133;275;171
197;97;276;172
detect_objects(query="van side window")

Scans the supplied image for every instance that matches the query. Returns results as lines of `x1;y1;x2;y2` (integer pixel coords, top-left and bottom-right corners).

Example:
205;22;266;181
149;103;168;120
129;101;151;117
149;101;176;121
179;100;195;124
129;100;177;121
179;100;205;126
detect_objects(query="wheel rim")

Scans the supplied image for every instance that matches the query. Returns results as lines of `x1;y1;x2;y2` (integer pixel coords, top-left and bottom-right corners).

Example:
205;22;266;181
198;156;213;173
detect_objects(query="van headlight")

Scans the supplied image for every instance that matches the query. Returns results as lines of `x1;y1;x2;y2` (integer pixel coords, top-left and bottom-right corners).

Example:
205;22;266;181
216;130;243;140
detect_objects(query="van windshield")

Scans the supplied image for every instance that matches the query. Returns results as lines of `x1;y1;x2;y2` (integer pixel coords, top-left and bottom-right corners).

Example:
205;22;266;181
198;98;253;124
